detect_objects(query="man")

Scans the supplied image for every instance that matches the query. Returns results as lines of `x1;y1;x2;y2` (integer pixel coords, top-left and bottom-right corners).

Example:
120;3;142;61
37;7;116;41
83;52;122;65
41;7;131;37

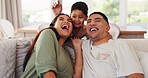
74;12;144;78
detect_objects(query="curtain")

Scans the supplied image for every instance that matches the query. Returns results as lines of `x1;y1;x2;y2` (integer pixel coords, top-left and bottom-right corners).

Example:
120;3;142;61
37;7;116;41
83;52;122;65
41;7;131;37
0;0;23;30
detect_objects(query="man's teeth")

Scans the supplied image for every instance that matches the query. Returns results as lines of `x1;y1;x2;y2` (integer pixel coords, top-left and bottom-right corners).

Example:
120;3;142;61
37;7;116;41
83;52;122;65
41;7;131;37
62;25;68;30
90;28;98;31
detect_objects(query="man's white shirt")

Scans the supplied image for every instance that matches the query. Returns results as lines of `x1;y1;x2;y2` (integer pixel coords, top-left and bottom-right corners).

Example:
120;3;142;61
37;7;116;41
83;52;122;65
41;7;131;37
82;39;143;78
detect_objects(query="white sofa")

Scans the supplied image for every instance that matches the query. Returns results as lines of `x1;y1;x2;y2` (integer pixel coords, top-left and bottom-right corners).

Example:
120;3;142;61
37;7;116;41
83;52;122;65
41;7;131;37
0;37;32;78
15;38;32;78
0;38;148;78
0;38;16;78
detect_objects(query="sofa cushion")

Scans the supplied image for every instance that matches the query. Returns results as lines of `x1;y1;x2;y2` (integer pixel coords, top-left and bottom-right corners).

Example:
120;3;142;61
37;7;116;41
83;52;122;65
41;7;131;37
16;37;32;78
137;50;148;78
0;38;16;78
123;39;148;52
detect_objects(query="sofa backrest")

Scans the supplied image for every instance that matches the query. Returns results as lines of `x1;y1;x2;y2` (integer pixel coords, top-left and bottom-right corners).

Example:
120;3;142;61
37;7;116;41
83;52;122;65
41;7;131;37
123;39;148;52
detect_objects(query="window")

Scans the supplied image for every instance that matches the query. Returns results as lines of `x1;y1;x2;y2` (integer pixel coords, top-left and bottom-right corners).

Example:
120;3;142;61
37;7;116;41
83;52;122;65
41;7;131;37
21;0;84;26
22;0;52;26
127;0;148;24
91;0;119;24
22;0;148;28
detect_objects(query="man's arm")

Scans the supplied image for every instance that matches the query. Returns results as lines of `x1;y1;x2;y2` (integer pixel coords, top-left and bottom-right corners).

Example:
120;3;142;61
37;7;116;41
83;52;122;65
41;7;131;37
127;73;144;78
116;40;144;78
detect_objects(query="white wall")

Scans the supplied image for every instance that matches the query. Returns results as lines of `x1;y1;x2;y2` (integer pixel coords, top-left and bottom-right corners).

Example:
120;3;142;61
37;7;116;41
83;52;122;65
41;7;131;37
0;0;2;19
119;0;127;27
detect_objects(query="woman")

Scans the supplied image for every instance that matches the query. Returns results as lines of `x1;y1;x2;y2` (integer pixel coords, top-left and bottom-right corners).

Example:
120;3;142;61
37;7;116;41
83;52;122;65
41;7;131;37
21;13;82;78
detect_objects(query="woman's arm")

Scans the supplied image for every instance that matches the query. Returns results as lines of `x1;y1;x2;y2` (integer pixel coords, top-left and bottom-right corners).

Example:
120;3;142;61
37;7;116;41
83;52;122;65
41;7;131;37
72;38;83;78
127;73;144;78
35;30;58;77
44;71;56;78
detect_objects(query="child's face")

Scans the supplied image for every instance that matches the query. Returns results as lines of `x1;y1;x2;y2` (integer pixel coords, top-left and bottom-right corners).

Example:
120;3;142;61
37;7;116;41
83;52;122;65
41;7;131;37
70;9;87;28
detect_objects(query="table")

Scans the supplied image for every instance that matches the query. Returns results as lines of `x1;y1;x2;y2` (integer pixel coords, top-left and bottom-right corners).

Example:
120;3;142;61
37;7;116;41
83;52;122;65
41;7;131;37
17;24;49;37
17;25;147;39
119;26;147;39
17;25;39;37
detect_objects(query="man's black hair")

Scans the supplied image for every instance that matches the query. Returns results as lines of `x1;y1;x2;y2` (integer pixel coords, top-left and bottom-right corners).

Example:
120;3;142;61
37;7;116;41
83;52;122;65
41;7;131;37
89;12;109;24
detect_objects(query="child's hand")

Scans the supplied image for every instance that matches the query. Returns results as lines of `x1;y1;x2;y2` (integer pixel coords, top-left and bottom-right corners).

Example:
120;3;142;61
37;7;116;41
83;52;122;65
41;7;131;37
72;37;82;49
51;0;62;16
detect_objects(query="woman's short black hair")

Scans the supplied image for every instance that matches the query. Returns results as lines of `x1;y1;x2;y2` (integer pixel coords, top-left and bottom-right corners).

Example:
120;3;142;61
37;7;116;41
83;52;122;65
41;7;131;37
71;1;88;16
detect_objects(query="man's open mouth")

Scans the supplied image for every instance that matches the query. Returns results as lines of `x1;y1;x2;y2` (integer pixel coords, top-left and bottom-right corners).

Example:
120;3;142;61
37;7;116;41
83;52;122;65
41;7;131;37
89;27;98;32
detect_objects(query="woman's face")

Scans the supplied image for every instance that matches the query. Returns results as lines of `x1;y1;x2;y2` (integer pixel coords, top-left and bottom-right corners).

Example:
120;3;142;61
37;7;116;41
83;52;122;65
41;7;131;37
70;9;87;28
54;15;73;38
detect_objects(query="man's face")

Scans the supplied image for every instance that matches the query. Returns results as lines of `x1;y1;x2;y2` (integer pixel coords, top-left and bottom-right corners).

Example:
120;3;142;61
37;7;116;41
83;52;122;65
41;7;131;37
86;14;110;41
